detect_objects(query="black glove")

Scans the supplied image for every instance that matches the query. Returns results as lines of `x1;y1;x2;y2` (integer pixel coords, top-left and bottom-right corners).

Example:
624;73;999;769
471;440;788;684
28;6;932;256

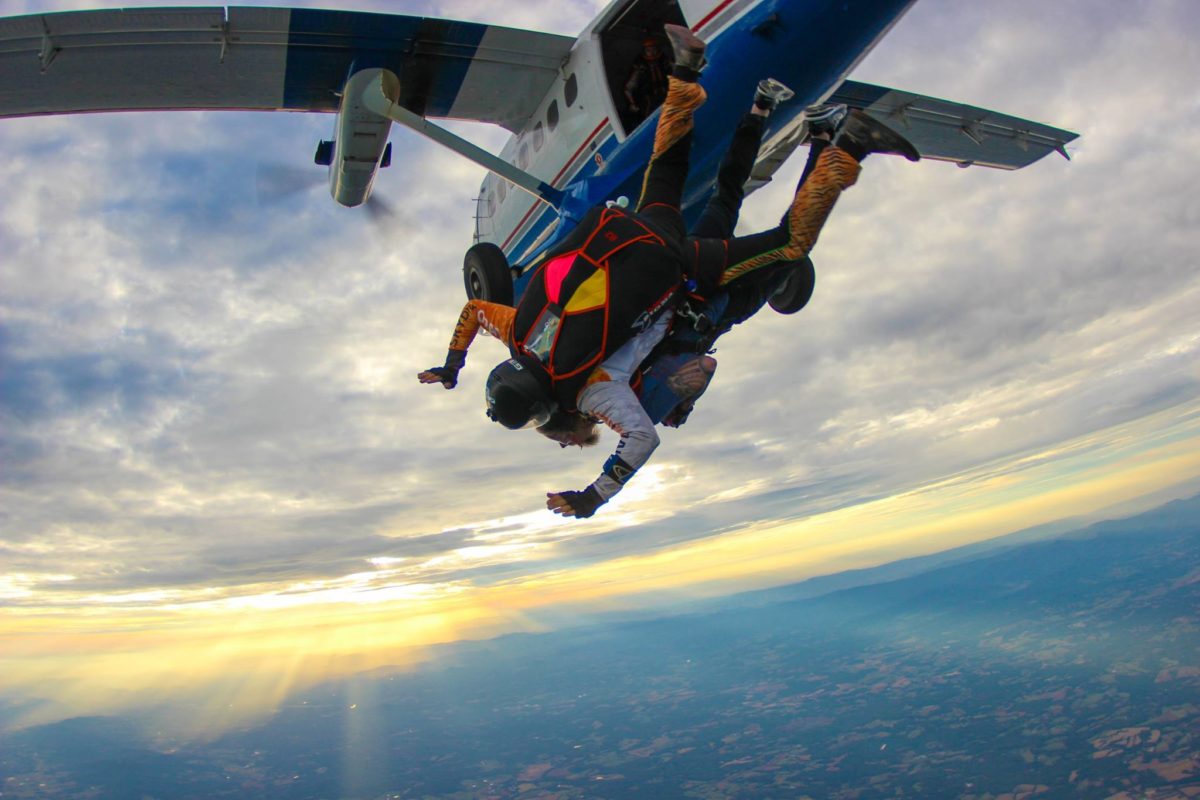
422;349;466;389
662;400;695;428
550;486;606;519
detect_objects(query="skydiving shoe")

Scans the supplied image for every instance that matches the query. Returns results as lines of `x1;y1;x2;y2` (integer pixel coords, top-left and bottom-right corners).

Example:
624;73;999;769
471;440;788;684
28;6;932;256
804;102;849;138
665;354;717;399
754;78;795;111
664;23;707;74
832;109;920;162
662;355;717;427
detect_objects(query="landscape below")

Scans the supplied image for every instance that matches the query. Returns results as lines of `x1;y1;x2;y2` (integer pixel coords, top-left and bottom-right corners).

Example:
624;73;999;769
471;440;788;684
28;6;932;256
2;496;1198;799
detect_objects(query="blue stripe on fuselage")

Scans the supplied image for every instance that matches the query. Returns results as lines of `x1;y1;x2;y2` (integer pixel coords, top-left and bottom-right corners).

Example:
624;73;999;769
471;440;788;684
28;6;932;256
282;9;486;116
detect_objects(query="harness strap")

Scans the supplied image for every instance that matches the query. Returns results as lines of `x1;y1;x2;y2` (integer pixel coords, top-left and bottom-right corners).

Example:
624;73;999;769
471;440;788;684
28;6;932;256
515;207;682;407
578;208;664;265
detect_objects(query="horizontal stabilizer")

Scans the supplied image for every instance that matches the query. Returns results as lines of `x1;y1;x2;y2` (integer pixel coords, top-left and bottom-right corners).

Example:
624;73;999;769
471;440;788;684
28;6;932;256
828;80;1078;169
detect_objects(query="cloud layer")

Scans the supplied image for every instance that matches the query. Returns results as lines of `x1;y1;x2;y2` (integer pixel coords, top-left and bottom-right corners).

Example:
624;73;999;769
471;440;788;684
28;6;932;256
2;0;1198;620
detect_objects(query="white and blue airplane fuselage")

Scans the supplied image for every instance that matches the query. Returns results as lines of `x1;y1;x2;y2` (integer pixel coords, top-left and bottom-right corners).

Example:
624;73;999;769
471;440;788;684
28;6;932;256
479;0;918;275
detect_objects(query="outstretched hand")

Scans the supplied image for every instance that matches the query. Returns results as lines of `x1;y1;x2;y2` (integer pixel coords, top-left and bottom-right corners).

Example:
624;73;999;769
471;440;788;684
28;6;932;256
546;493;577;516
417;367;458;389
547;488;605;519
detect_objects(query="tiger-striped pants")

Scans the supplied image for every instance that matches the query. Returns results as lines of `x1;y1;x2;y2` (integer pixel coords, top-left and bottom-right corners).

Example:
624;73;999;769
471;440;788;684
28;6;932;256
633;75;863;298
688;145;861;295
633;76;707;242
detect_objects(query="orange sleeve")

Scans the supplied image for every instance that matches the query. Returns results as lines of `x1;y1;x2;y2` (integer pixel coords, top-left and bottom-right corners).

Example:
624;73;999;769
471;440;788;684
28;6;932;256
449;300;516;353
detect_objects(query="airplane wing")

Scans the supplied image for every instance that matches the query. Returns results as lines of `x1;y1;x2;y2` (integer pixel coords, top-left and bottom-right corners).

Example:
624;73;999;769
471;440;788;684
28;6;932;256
828;80;1079;169
0;6;574;132
750;80;1078;191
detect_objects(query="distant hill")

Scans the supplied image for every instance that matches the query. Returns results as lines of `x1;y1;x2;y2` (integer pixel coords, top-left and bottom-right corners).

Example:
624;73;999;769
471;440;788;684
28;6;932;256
690;491;1200;614
438;491;1200;664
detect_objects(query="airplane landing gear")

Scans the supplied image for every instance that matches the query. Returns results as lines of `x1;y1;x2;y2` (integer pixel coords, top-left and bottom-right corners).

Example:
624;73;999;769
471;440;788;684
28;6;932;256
463;242;513;306
768;257;815;315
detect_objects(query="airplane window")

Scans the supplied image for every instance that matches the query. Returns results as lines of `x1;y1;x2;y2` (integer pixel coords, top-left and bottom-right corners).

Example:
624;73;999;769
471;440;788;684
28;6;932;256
498;181;507;202
564;73;578;106
487;191;496;217
547;100;559;132
533;122;545;151
518;142;530;169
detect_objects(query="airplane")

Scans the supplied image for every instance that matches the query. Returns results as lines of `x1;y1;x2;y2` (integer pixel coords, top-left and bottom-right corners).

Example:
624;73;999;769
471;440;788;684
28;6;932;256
0;1;1077;313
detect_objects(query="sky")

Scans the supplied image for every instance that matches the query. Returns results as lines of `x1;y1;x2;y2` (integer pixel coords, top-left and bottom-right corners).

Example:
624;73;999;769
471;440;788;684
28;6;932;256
1;0;1199;734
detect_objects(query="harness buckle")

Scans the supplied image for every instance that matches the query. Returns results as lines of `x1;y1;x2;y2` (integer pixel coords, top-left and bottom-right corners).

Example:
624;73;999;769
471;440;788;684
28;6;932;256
675;300;714;335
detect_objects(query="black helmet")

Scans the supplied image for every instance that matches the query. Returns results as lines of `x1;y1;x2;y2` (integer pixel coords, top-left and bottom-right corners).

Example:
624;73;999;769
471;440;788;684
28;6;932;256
485;356;556;429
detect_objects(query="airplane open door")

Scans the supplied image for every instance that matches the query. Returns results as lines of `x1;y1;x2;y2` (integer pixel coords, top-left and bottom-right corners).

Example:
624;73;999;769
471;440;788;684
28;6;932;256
595;0;687;138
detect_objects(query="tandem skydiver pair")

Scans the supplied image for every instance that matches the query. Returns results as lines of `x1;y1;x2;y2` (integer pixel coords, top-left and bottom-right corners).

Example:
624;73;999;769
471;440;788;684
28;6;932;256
419;24;920;519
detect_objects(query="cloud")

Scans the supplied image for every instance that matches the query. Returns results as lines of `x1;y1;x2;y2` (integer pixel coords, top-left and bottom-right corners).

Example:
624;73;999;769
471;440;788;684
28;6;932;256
1;0;1198;627
698;0;1200;491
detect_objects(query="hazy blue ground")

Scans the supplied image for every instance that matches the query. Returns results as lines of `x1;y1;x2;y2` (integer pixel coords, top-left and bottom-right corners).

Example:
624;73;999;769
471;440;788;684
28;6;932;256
3;496;1198;799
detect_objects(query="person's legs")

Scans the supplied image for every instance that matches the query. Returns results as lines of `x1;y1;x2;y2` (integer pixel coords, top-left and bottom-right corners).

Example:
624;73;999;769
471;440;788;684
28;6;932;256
634;25;707;241
690;79;793;241
705;135;830;323
689;112;765;239
698;134;831;325
796;101;845;183
639;352;717;425
705;106;838;322
685;144;859;293
642;107;872;427
688;110;919;295
634;77;706;240
720;143;859;284
796;136;831;191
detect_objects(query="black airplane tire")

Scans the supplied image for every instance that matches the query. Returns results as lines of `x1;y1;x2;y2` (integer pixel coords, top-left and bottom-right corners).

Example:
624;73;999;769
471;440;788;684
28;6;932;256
768;257;816;315
463;243;513;306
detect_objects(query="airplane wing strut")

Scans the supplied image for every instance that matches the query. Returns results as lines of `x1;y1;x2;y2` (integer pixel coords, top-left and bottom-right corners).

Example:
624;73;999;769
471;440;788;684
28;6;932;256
361;69;564;210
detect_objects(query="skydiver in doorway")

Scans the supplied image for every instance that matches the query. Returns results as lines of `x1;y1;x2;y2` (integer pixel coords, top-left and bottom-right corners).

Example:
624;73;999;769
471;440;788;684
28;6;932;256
624;35;672;126
419;25;919;519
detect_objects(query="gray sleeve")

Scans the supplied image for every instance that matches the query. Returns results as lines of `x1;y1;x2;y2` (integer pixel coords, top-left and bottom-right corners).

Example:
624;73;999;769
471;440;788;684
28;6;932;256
576;380;661;501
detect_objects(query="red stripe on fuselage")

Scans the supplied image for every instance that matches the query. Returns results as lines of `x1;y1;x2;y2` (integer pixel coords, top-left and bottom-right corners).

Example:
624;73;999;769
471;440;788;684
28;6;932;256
554;118;611;185
501;118;610;252
693;0;738;33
